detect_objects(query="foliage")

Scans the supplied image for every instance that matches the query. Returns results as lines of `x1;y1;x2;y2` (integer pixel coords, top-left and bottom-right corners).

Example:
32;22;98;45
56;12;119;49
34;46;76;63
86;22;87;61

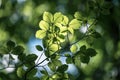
0;0;120;80
0;11;100;80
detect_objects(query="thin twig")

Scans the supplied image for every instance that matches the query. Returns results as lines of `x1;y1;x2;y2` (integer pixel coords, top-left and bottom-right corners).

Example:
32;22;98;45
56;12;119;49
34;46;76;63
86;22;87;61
24;47;64;80
36;51;44;64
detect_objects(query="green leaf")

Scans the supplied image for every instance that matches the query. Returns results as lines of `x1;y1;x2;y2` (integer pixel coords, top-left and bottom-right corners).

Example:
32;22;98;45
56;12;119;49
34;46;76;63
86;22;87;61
40;76;49;80
17;67;25;78
91;31;101;38
27;68;37;79
40;70;48;75
58;34;65;40
52;73;61;79
86;48;97;57
24;62;35;68
12;46;24;55
0;46;8;54
80;45;86;53
39;20;49;30
36;45;43;51
26;54;38;62
66;57;73;64
62;16;69;25
73;55;81;67
64;53;71;57
6;40;15;50
36;30;46;39
69;19;81;29
80;54;90;63
70;44;78;54
18;53;26;61
86;36;94;45
74;12;83;20
45;50;49;57
43;12;53;23
52;59;62;66
68;27;74;34
57;64;68;73
54;12;63;23
48;62;56;72
49;44;59;53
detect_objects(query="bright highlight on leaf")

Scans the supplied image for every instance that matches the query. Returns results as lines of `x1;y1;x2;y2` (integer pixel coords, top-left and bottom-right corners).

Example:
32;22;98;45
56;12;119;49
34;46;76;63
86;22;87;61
36;30;46;39
39;20;49;30
54;12;63;23
69;19;81;29
43;12;53;23
74;11;83;20
70;44;78;53
62;16;69;25
49;44;59;53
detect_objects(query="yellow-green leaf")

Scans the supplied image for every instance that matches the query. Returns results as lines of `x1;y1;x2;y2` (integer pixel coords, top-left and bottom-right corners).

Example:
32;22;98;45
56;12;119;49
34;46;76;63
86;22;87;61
36;30;46;39
68;27;74;34
54;12;63;23
62;16;69;25
39;20;49;30
17;67;25;78
74;12;83;20
49;44;59;53
69;19;81;29
43;12;53;23
70;44;78;54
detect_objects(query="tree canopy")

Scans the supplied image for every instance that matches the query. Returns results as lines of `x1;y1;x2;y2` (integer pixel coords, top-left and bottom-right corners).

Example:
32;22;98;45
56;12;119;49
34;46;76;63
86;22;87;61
0;0;120;80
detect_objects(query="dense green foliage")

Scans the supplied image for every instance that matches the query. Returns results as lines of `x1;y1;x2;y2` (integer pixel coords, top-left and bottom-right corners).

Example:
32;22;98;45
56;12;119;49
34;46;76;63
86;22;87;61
0;0;120;80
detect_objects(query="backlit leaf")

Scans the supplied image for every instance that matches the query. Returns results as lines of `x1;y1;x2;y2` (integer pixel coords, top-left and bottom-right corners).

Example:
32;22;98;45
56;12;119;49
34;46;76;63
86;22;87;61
68;27;74;34
70;44;78;54
74;12;83;20
62;16;69;25
69;19;81;29
73;55;81;67
48;62;56;71
52;59;62;66
43;12;53;23
54;12;63;23
49;44;59;53
39;20;49;30
36;30;46;39
17;67;25;78
52;74;61;79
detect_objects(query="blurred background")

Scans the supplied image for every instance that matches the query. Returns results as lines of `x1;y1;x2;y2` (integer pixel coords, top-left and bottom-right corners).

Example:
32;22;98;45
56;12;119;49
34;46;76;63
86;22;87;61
0;0;120;80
